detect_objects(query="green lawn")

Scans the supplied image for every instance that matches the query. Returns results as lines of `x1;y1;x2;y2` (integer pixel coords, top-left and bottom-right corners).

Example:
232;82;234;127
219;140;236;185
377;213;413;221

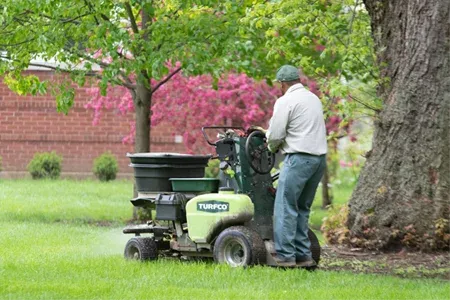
0;178;350;229
0;179;448;300
0;179;133;224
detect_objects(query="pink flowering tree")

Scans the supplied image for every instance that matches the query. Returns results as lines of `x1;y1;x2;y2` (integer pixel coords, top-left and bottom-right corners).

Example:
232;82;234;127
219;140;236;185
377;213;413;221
151;71;280;153
86;64;353;151
86;65;279;153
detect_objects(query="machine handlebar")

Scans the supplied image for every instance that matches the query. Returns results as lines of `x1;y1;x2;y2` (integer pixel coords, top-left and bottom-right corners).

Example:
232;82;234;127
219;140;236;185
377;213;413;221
201;126;245;146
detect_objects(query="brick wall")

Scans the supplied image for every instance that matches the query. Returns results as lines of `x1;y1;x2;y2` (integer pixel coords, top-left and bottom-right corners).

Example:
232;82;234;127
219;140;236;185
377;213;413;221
0;71;187;178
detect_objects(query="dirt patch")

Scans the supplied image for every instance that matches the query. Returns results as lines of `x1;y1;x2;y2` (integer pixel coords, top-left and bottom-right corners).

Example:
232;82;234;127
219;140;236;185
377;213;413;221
319;245;450;280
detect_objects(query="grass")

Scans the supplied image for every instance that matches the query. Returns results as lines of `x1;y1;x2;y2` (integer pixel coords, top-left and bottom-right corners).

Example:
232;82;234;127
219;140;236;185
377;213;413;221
1;221;449;300
0;179;449;300
0;179;133;224
309;182;354;230
0;177;348;242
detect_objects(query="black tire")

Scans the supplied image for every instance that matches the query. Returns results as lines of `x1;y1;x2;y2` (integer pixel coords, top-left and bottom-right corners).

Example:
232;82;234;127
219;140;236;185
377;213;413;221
124;237;158;261
308;229;321;264
213;226;266;267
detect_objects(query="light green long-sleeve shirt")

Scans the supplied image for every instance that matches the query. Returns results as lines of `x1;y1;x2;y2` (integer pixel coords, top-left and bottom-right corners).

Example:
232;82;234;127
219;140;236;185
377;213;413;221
266;83;327;155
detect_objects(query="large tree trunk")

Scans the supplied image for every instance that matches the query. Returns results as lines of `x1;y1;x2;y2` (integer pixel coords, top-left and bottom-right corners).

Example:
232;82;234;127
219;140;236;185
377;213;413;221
347;0;450;250
131;6;153;220
132;83;152;220
134;5;152;154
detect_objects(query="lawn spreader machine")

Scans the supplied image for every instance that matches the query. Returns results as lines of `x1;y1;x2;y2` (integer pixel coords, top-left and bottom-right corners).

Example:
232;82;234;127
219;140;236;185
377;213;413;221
123;126;321;268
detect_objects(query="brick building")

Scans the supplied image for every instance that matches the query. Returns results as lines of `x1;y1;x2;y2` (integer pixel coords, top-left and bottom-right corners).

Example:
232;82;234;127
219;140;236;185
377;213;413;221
0;70;187;178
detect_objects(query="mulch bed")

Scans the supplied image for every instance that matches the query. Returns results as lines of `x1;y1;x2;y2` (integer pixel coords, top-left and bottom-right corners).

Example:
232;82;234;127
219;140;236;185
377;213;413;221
319;245;450;280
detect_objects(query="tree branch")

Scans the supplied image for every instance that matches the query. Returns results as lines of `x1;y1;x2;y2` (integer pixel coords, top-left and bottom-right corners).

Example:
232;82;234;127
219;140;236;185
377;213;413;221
61;46;138;90
348;94;381;112
0;55;136;89
347;0;360;45
59;12;92;24
16;9;92;25
100;13;110;22
0;38;36;47
302;0;377;80
83;0;100;25
124;2;139;34
30;62;136;89
119;74;136;89
151;67;182;94
26;62;100;80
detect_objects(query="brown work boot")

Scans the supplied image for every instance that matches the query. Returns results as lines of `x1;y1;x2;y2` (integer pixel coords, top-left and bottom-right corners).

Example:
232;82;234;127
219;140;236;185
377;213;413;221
273;256;296;267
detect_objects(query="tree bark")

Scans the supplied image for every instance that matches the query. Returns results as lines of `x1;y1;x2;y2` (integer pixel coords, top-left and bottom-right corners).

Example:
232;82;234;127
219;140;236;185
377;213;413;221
321;164;332;209
131;5;153;220
132;84;151;220
134;5;152;154
134;84;151;153
347;0;450;250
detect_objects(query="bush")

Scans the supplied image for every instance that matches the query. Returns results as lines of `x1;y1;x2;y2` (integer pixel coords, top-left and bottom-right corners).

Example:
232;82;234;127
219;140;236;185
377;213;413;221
204;159;220;178
93;152;118;182
321;205;350;245
27;152;62;179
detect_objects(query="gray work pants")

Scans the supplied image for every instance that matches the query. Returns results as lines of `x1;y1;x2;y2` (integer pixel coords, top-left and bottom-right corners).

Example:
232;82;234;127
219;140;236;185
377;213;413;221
274;153;326;262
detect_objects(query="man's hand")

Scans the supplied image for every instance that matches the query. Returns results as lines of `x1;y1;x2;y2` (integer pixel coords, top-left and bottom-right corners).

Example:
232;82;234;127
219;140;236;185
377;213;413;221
268;144;279;153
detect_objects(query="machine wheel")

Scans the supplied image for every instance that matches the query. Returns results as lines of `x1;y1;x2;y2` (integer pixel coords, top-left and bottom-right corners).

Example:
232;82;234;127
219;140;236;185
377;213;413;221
308;229;321;264
124;237;158;261
213;226;266;267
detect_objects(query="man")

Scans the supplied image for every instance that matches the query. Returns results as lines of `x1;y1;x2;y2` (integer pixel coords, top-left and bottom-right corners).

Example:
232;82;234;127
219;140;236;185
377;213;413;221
266;65;327;267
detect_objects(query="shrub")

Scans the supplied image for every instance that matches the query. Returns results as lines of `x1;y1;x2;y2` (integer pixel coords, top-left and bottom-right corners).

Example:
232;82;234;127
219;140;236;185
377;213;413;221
204;159;220;178
321;205;350;245
93;152;118;182
27;152;62;179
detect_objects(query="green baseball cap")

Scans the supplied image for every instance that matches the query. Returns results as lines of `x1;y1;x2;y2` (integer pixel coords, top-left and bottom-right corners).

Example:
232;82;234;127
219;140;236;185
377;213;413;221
275;65;300;82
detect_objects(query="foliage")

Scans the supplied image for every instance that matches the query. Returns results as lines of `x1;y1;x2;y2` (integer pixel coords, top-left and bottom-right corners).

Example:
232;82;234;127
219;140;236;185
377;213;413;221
243;0;381;100
2;73;47;96
395;219;450;251
27;152;62;180
342;218;450;252
323;212;450;251
1;1;380;133
321;205;350;245
136;207;153;222
205;159;220;179
93;152;119;182
1;0;380;158
0;0;266;112
434;218;450;250
0;0;273;156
